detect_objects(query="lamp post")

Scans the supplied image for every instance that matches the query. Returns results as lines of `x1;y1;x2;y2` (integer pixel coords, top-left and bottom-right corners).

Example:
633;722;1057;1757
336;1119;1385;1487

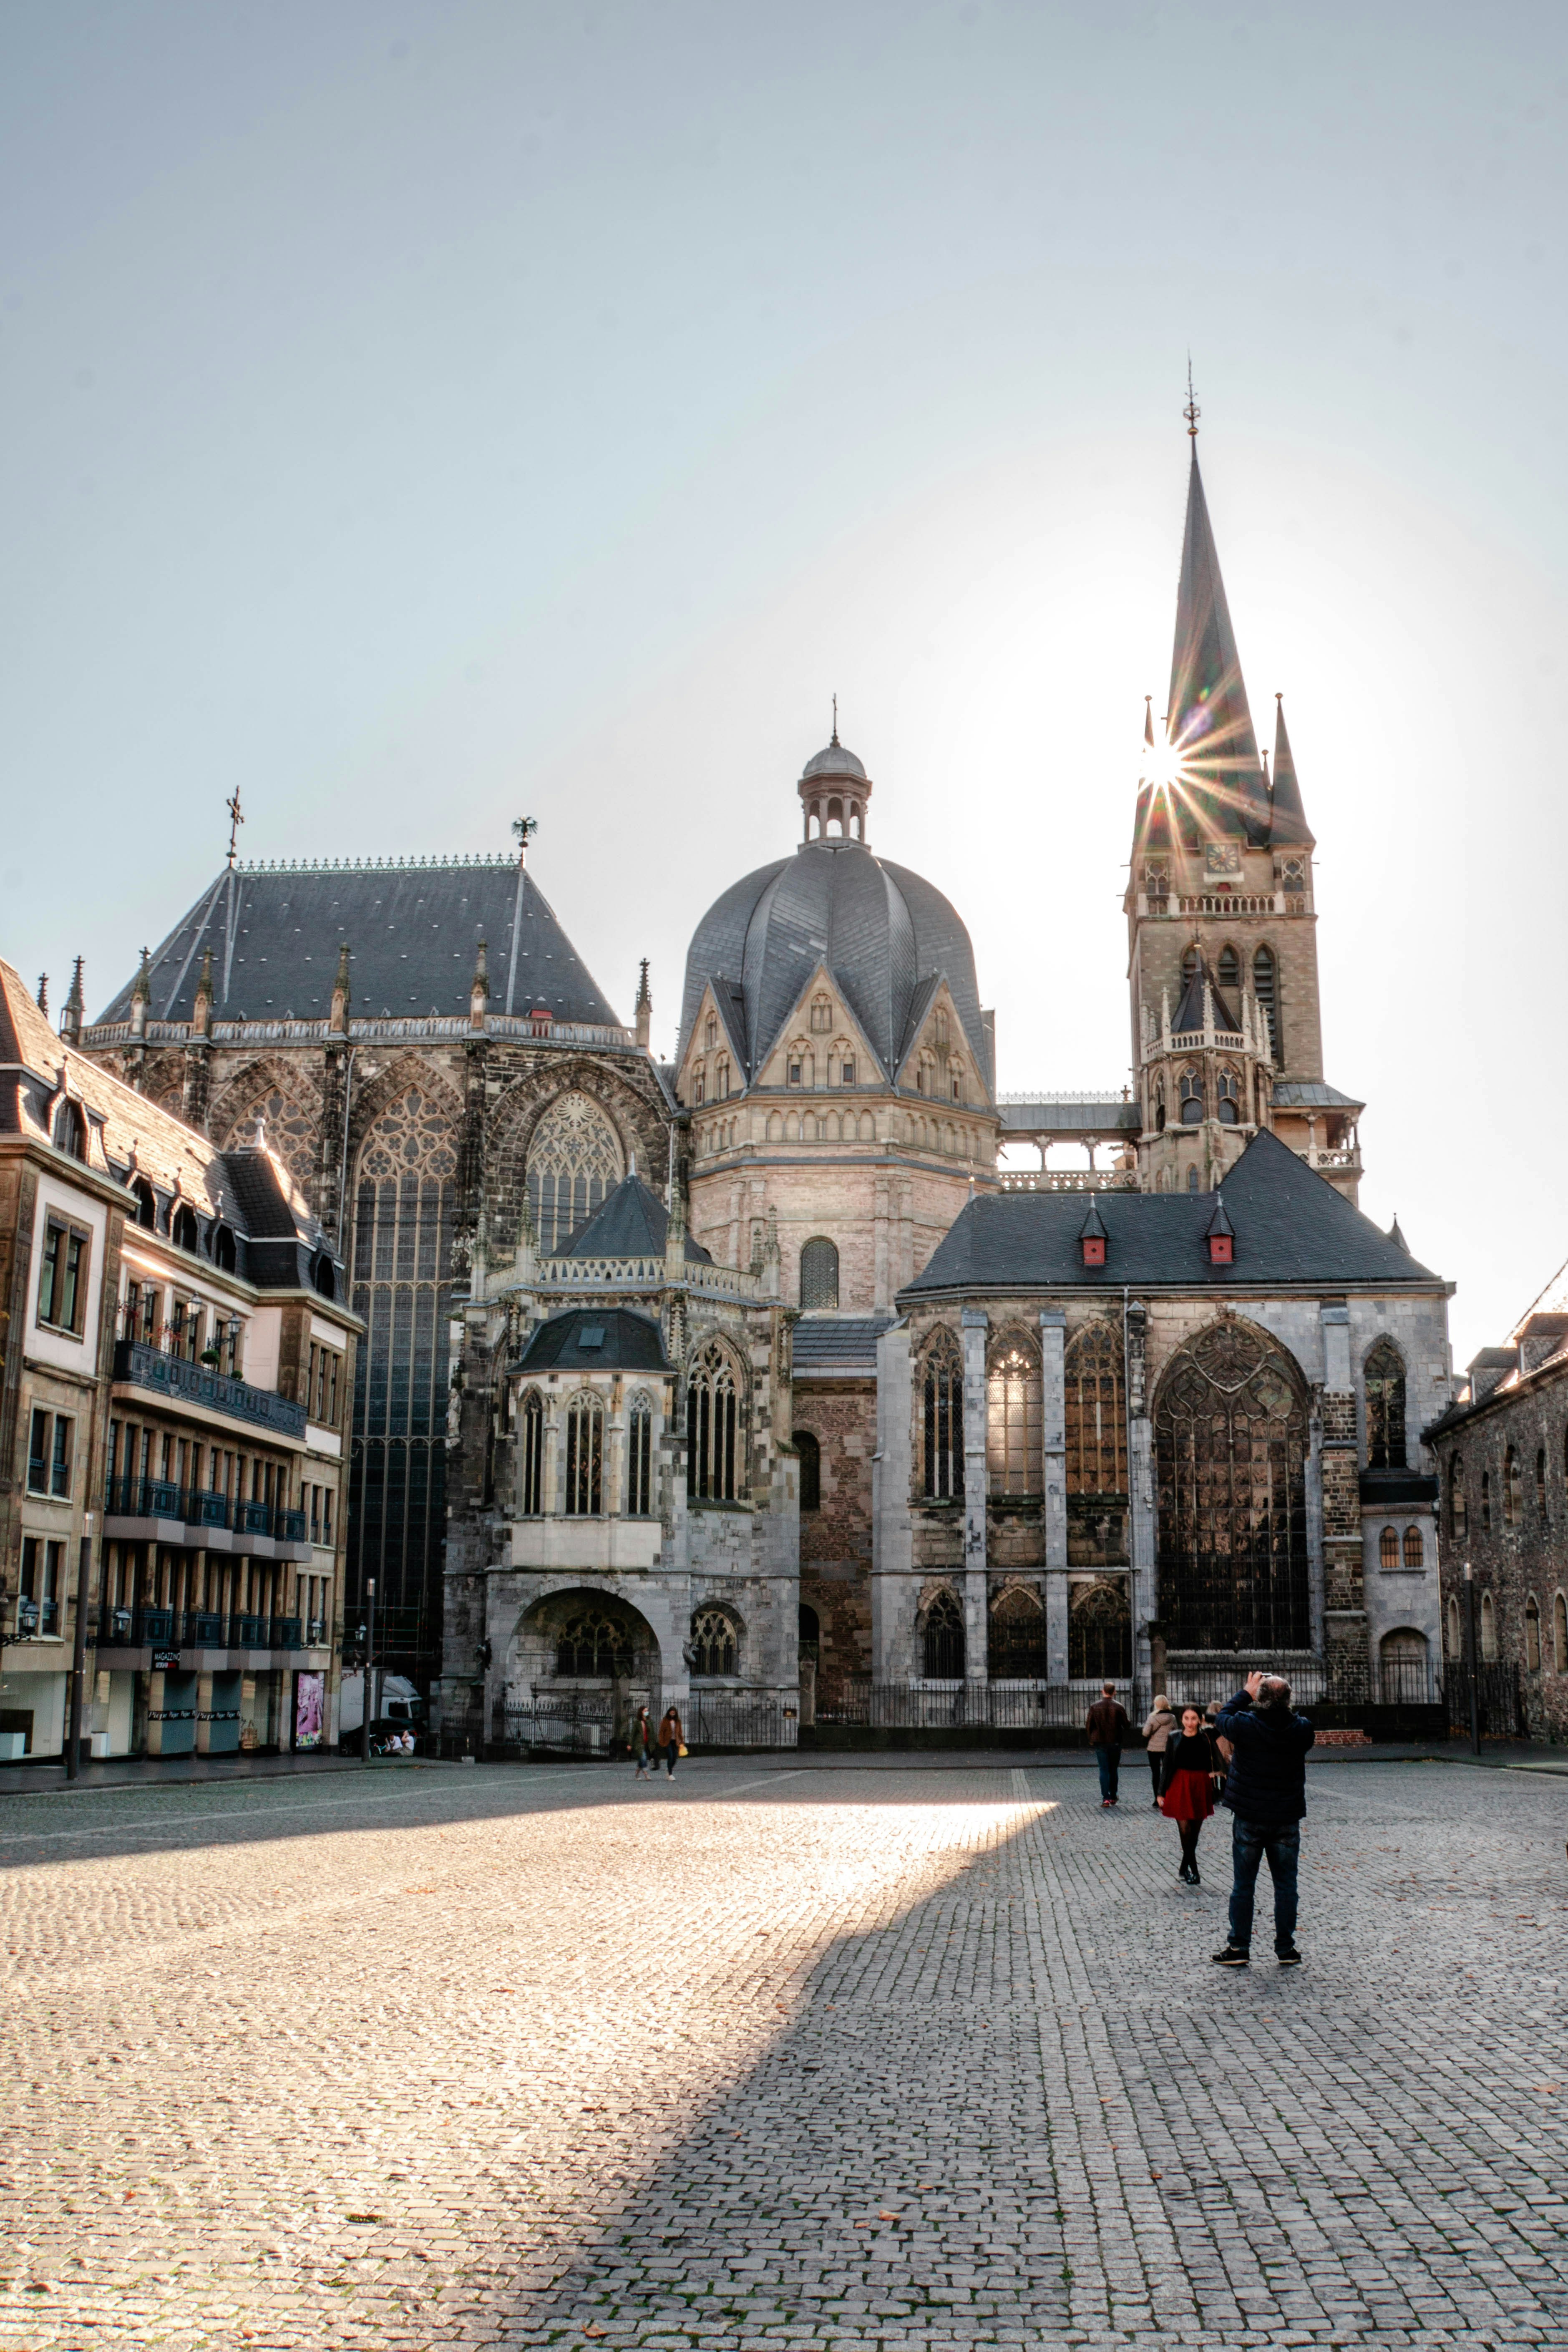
359;1576;376;1763
1463;1559;1480;1757
66;1510;96;1782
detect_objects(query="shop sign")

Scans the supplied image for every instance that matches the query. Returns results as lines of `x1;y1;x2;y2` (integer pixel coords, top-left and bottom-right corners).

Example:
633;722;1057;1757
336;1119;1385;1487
152;1648;181;1671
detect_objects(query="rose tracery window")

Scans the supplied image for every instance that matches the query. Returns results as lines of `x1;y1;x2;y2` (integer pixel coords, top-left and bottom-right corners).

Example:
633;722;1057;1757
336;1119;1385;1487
690;1606;739;1675
1364;1338;1407;1470
1154;1318;1311;1652
921;1330;964;1501
350;1086;460;1663
987;1335;1041;1496
554;1603;635;1678
687;1340;741;1502
222;1085;320;1203
526;1090;625;1255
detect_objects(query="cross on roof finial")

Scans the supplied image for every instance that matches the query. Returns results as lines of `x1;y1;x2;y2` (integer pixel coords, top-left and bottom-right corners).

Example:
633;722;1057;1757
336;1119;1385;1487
831;693;839;746
512;816;538;868
225;787;244;866
1183;357;1200;441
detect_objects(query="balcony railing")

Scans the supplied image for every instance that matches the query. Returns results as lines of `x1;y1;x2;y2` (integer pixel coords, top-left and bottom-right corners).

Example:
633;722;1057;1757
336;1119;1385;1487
111;1340;307;1439
103;1477;311;1545
98;1606;309;1652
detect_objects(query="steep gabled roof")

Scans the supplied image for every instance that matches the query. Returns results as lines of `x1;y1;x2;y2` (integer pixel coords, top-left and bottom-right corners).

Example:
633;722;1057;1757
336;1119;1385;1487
516;1307;671;1373
1165;450;1269;846
902;1129;1445;1297
94;858;623;1029
552;1172;713;1264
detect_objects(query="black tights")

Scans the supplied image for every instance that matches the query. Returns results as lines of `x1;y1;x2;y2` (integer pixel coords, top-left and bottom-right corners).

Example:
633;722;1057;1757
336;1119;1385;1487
1178;1818;1203;1869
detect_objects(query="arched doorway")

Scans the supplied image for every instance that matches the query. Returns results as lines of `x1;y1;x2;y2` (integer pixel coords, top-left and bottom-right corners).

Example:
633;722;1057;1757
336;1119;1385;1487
510;1587;662;1754
1154;1318;1311;1652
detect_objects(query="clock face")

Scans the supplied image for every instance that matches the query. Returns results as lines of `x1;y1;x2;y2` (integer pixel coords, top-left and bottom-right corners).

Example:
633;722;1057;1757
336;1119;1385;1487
1205;843;1242;878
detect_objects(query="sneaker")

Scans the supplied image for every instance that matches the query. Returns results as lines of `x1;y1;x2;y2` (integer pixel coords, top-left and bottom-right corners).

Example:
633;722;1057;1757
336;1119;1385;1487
1276;1948;1303;1967
1100;1798;1112;1808
1210;1944;1249;1967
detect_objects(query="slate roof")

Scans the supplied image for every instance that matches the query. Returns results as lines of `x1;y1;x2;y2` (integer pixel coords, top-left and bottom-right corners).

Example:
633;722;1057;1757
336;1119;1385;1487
0;958;347;1295
1272;1080;1363;1111
552;1172;714;1265
94;858;623;1028
680;836;989;1091
901;1130;1446;1298
792;1316;894;1377
515;1307;671;1373
1000;1099;1140;1134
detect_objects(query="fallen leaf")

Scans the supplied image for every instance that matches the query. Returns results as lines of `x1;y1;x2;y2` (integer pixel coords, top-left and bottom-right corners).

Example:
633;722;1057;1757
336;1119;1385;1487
878;2209;900;2220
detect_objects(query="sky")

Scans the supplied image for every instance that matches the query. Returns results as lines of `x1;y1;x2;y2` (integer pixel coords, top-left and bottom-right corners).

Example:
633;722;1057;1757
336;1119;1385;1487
4;0;1567;1367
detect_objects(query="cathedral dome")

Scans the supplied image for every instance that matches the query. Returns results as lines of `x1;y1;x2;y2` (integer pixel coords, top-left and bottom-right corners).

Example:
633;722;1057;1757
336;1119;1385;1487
679;741;990;1094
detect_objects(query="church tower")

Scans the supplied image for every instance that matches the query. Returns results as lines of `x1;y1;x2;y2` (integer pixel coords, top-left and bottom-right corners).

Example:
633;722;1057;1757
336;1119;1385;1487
1125;413;1363;1201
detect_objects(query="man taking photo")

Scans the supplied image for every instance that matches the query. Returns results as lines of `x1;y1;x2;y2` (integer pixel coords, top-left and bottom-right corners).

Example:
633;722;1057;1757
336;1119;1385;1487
1209;1670;1315;1969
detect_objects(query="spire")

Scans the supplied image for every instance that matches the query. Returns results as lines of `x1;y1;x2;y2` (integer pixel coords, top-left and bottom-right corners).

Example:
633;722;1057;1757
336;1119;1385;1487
1389;1213;1410;1254
1267;693;1315;848
130;947;151;1040
60;957;83;1047
191;949;214;1039
634;957;652;1050
35;974;48;1016
469;939;490;1031
330;942;352;1035
1166;444;1268;844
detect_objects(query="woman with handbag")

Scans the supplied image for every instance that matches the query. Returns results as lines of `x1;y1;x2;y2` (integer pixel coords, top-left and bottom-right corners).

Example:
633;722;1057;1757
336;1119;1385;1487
657;1705;685;1779
1160;1704;1225;1884
1140;1694;1177;1809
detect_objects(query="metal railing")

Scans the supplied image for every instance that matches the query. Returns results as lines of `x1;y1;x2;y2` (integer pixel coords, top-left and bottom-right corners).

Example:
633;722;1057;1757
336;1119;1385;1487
102;1477;309;1544
97;1607;307;1652
111;1340;307;1439
815;1678;1140;1732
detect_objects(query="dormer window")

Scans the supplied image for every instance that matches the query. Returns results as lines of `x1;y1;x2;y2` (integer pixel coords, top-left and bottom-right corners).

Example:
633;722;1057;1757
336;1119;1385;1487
1082;1234;1105;1267
1208;1230;1233;1265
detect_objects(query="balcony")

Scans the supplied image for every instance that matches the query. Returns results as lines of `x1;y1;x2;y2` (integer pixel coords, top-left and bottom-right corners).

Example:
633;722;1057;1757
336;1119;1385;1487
111;1340;307;1440
103;1478;313;1554
97;1606;317;1654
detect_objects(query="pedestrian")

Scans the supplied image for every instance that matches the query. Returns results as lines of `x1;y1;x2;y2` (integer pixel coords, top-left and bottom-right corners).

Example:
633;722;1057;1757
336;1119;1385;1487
1085;1681;1130;1808
657;1705;685;1779
1210;1670;1315;1969
630;1704;654;1780
1141;1693;1177;1809
1159;1704;1224;1884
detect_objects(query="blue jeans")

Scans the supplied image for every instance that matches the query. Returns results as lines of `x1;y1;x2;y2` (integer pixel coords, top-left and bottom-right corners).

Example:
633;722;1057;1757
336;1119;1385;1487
1095;1745;1121;1802
1228;1816;1300;1953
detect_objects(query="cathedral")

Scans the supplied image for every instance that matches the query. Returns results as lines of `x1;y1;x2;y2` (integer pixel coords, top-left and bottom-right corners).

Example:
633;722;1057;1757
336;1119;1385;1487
76;428;1453;1743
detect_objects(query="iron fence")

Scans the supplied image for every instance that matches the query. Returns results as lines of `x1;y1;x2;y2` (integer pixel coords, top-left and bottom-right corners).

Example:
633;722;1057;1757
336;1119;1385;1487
814;1678;1140;1733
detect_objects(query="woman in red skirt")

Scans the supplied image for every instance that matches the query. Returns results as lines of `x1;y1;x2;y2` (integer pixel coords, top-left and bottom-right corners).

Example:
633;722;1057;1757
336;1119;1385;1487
1160;1704;1226;1884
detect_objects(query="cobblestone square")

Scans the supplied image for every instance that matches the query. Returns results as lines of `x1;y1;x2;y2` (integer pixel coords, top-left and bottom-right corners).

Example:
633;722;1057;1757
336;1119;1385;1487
2;1754;1565;2350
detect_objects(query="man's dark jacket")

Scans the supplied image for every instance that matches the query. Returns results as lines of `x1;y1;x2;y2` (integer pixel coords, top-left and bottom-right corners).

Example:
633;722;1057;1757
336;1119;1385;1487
1214;1690;1315;1824
1085;1697;1130;1748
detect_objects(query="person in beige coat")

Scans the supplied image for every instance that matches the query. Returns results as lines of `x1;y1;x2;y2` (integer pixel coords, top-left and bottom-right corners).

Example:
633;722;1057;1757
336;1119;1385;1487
1141;1696;1178;1810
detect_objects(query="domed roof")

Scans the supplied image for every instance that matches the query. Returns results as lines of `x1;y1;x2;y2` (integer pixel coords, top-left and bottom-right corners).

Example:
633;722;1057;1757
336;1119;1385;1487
800;735;867;783
679;836;990;1093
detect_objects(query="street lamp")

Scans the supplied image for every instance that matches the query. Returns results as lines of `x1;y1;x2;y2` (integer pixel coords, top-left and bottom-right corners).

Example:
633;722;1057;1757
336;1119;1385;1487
1463;1560;1480;1756
359;1577;376;1763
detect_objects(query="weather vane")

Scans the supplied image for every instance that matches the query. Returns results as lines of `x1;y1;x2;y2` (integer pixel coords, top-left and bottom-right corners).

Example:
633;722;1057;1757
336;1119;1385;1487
831;692;838;744
512;816;539;868
1183;358;1200;441
225;787;244;867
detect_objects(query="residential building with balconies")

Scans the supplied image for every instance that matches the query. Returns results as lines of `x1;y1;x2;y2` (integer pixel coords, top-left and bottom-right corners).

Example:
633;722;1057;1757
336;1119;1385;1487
0;957;358;1763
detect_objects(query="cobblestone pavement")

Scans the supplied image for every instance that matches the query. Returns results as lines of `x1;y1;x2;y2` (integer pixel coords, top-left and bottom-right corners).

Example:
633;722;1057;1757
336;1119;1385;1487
2;1755;1566;2350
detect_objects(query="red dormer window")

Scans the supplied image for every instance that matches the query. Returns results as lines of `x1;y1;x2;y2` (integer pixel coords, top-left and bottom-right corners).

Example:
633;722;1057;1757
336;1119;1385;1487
1208;1231;1233;1266
1082;1236;1106;1267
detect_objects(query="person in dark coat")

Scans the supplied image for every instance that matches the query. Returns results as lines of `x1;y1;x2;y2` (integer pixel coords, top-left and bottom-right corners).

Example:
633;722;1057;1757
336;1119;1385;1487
630;1705;654;1780
1210;1670;1316;1968
657;1706;684;1779
1160;1705;1225;1883
1085;1683;1131;1808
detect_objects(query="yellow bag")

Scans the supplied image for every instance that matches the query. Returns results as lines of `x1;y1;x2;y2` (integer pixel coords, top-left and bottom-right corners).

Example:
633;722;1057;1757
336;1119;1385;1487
677;1742;688;1757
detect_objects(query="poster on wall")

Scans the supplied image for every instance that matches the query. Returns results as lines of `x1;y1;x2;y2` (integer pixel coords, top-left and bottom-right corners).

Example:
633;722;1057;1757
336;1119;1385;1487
294;1671;326;1750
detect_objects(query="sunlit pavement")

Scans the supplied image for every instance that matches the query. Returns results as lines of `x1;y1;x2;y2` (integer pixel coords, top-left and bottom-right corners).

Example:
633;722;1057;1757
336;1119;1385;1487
2;1756;1565;2349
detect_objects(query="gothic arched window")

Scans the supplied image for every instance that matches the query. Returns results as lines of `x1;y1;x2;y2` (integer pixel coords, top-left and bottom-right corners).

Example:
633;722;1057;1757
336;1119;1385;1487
1216;1069;1240;1123
1068;1581;1131;1680
1555;1590;1568;1673
687;1340;741;1501
1525;1594;1541;1672
1179;1071;1203;1123
1180;945;1199;990
1380;1627;1429;1702
989;1584;1046;1679
565;1393;604;1516
1504;1446;1522;1528
554;1602;634;1678
351;1085;460;1645
1380;1525;1400;1570
921;1330;964;1501
519;1389;545;1516
1447;1596;1462;1660
987;1334;1041;1496
800;1237;839;1309
1537;1448;1548;1519
627;1391;654;1516
690;1605;739;1676
1216;944;1240;998
922;1588;964;1678
1481;1470;1492;1533
221;1084;319;1204
1253;945;1279;1059
1450;1456;1467;1541
793;1429;821;1512
1480;1589;1498;1660
1403;1524;1423;1568
526;1090;625;1255
1154;1318;1311;1650
1153;1077;1166;1132
1065;1322;1126;1495
1364;1339;1407;1470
